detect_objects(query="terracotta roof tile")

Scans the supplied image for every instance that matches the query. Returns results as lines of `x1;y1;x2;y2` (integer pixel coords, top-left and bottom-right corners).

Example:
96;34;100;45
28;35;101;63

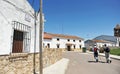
44;32;84;40
44;32;52;39
92;40;110;43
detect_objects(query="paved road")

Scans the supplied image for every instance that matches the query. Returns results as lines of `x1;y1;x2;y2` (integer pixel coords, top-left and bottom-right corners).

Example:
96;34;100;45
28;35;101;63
63;51;120;74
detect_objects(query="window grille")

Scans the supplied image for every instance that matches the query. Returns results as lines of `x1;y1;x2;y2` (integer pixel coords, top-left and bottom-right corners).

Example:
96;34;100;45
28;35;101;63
12;21;31;53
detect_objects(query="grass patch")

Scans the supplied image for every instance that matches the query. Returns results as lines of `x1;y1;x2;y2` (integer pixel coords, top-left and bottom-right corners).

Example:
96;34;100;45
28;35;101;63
110;48;120;56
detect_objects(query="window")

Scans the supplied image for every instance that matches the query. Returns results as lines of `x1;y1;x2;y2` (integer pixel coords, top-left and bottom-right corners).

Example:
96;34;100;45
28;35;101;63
12;30;23;53
79;40;81;42
68;39;70;42
74;45;76;49
80;45;81;49
73;40;75;42
57;38;59;41
47;43;50;48
12;21;31;53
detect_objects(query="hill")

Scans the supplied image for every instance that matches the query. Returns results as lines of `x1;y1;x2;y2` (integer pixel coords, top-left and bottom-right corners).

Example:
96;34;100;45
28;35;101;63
93;35;117;43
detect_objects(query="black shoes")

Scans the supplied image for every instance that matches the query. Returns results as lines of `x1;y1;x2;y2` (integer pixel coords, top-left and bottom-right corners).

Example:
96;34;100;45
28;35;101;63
110;60;112;63
106;60;112;63
96;59;98;62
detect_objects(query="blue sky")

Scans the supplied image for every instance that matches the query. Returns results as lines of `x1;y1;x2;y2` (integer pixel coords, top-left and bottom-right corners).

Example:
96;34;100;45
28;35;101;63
28;0;120;40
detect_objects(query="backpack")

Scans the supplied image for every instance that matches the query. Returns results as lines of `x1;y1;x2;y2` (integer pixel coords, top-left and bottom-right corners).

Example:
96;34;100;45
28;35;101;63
105;47;110;52
94;47;98;53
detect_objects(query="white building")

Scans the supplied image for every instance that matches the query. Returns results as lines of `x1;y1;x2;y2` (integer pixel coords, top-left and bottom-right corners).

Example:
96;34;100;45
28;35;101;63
92;40;116;48
0;0;42;55
85;39;116;50
44;32;84;51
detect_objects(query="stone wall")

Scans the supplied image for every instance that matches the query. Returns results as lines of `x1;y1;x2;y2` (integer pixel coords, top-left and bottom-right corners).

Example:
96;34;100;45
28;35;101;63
62;48;82;52
0;48;62;74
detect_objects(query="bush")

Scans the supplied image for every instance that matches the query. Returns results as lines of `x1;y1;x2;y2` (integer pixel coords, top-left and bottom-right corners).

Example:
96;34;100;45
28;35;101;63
89;48;93;52
99;47;104;53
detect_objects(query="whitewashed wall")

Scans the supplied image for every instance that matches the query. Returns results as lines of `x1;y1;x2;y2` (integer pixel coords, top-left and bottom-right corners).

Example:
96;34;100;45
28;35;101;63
116;37;120;47
0;14;12;55
44;39;51;48
0;0;38;55
96;42;116;48
44;37;84;49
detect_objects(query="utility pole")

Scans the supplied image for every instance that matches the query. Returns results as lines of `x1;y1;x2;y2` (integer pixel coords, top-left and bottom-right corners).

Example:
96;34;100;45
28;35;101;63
39;0;43;74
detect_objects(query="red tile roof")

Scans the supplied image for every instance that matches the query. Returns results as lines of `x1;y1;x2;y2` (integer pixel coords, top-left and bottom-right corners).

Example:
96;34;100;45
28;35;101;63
44;32;52;39
92;40;110;43
44;32;84;40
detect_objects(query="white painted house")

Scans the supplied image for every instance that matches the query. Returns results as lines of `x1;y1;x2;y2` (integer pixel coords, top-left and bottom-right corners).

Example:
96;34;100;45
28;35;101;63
0;0;42;55
44;32;84;51
92;40;116;47
85;39;116;50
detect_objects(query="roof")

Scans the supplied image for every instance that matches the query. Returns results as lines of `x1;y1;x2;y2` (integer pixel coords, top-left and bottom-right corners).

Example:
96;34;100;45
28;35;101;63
44;32;52;39
44;32;84;40
92;40;111;43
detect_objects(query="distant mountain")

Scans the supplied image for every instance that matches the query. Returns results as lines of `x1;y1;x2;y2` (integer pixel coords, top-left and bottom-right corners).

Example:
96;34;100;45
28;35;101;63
84;40;95;45
93;35;117;43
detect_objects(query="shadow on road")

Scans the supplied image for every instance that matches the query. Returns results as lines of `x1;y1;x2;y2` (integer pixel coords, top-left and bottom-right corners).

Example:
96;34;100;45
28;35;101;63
88;60;106;63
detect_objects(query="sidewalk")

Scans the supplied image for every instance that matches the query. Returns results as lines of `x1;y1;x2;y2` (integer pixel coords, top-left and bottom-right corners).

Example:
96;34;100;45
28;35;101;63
86;51;120;60
41;58;69;74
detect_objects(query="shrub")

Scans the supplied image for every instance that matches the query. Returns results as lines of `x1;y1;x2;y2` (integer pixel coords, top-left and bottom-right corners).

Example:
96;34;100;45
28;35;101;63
99;47;104;53
89;48;93;52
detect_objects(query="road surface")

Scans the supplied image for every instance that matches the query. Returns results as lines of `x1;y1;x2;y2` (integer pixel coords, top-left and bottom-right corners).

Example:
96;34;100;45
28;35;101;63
63;51;120;74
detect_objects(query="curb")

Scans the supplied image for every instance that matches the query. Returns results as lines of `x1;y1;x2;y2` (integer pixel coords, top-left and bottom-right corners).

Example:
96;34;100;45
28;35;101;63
110;56;120;60
86;51;120;60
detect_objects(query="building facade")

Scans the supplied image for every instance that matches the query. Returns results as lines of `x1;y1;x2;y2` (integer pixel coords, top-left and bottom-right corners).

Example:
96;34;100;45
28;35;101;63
0;0;41;55
44;32;84;51
85;39;116;50
93;40;116;47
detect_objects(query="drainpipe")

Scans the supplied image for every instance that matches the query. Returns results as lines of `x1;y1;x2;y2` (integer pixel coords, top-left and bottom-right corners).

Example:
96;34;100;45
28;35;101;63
33;11;37;74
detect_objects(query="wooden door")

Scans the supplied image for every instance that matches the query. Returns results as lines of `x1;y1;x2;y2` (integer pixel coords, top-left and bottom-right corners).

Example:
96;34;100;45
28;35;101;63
12;30;23;53
67;46;71;51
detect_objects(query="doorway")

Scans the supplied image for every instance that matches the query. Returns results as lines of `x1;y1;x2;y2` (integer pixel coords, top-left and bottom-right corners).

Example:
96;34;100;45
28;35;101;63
67;45;71;51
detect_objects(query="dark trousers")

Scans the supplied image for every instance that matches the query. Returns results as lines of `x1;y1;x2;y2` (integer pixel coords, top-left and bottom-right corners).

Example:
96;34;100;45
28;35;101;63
94;52;98;61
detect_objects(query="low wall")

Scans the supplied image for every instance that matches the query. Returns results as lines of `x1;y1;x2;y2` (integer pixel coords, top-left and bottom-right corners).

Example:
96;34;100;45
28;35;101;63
62;48;82;52
0;48;62;74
